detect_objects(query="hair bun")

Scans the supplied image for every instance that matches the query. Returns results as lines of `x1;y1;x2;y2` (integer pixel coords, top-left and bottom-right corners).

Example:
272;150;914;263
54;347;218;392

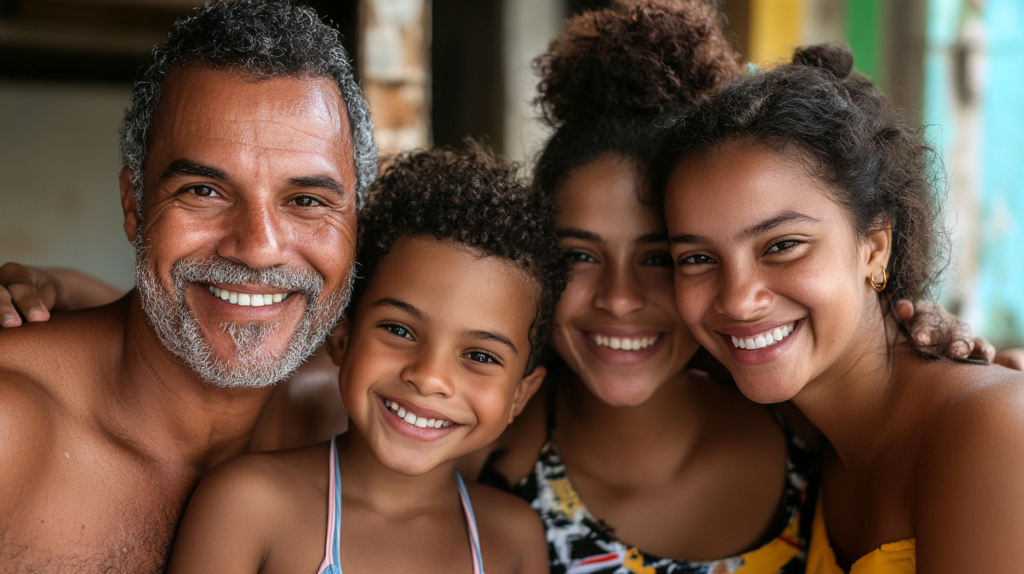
792;43;854;79
535;0;741;127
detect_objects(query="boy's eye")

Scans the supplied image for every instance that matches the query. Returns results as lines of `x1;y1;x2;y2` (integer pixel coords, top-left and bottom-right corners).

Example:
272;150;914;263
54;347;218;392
185;185;218;197
382;324;413;340
564;250;596;264
463;351;499;365
290;196;323;207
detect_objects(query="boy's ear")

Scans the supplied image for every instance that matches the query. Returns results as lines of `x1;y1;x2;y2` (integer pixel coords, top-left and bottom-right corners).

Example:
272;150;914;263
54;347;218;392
324;316;351;367
508;365;546;424
120;167;140;242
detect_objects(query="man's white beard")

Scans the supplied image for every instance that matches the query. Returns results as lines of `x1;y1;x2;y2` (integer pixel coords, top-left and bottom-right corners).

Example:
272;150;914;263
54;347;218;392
133;239;350;389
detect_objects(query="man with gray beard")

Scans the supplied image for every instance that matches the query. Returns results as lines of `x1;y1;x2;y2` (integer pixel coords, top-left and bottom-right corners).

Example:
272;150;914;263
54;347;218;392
0;2;375;572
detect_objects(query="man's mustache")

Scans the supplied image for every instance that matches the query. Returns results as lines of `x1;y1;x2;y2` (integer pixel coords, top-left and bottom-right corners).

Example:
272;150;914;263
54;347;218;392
172;257;324;300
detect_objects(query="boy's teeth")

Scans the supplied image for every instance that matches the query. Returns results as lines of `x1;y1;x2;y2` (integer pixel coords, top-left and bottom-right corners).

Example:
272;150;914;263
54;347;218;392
386;399;453;428
207;285;291;308
588;333;660;351
730;323;795;350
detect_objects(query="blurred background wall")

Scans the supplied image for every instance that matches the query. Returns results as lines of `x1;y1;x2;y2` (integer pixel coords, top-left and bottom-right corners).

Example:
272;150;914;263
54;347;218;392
0;0;1020;346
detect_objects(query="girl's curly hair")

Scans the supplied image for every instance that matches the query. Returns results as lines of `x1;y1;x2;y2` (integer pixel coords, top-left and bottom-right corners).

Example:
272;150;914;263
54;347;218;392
353;141;569;374
649;43;954;358
533;0;740;199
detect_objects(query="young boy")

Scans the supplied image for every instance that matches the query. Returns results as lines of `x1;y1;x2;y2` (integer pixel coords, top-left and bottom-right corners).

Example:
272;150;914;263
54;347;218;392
164;144;566;574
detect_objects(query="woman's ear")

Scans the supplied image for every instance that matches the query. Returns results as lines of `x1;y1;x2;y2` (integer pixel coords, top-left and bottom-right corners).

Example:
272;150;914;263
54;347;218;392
509;365;546;423
325;317;351;367
862;219;893;275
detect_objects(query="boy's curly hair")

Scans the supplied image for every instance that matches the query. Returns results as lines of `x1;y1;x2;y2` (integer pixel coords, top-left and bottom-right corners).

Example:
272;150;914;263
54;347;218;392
533;0;741;199
353;142;569;374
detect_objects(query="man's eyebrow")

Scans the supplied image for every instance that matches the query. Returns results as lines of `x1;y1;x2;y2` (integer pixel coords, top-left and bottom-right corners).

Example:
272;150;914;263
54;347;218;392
160;159;228;182
465;330;518;355
288;175;346;197
557;228;604;243
634;231;668;245
669;212;821;247
372;297;428;322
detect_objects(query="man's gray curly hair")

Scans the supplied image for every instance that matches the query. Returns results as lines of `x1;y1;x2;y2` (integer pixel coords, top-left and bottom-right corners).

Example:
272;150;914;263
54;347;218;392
119;0;377;209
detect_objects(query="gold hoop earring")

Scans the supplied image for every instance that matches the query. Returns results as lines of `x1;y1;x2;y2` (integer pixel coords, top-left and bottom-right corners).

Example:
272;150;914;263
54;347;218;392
869;266;888;292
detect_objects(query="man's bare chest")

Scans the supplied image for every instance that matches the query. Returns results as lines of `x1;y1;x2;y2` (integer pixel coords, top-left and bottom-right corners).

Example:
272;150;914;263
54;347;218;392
2;445;199;573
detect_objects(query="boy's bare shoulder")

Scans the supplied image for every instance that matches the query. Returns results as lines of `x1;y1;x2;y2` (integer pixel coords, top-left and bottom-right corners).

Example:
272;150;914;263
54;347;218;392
465;481;547;573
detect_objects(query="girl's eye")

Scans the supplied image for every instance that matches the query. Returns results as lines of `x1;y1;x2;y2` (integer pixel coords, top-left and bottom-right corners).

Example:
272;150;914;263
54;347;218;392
766;239;801;254
186;185;218;197
383;324;413;340
679;253;716;266
290;196;323;207
463;351;499;365
564;251;597;264
643;253;673;267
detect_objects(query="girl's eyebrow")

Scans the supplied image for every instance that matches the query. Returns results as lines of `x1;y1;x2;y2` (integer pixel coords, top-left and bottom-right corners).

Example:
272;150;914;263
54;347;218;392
669;212;821;246
465;330;518;355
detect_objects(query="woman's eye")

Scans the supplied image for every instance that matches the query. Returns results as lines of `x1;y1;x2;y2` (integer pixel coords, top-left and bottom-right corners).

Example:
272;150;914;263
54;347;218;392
383;324;413;340
564;251;597;264
463;351;498;365
290;196;323;207
643;253;673;267
679;253;716;266
766;240;801;254
186;185;218;197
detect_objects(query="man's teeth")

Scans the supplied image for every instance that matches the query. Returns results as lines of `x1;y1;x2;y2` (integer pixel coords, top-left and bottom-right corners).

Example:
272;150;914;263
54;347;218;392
207;285;291;307
588;333;660;351
384;399;453;429
730;323;796;350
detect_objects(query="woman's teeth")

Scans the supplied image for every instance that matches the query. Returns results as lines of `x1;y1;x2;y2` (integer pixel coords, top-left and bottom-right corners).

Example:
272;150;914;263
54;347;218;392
588;333;660;351
730;322;796;350
207;285;291;307
384;399;453;429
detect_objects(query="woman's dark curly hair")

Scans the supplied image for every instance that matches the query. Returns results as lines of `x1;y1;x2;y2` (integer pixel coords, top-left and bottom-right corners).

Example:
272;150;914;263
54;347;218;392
533;0;741;199
352;141;569;374
648;43;953;358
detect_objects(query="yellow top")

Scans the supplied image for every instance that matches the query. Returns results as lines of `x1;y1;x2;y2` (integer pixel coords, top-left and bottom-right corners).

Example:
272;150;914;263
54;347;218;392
806;495;916;574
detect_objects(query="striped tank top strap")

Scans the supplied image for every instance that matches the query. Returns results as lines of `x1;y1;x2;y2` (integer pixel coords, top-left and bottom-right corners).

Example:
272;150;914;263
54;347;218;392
455;470;485;574
318;435;344;574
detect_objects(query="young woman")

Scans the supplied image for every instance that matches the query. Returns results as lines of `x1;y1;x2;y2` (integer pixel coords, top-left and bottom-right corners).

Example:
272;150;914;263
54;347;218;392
650;43;1024;573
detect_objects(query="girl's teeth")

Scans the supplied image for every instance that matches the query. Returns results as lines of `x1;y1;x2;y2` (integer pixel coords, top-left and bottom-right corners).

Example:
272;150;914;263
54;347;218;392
731;323;796;350
589;334;659;351
208;286;291;308
386;400;453;428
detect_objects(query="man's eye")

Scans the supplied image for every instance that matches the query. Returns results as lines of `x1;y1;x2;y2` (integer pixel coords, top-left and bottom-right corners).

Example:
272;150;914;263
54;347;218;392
564;251;596;264
291;196;323;207
186;185;218;197
383;324;413;340
463;351;498;365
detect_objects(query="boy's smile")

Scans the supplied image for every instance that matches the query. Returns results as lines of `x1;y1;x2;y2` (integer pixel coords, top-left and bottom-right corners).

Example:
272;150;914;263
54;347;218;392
335;236;545;476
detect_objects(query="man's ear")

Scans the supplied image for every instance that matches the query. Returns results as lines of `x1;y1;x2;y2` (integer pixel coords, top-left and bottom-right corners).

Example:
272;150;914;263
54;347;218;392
324;316;351;367
862;219;893;277
120;167;140;243
508;365;546;424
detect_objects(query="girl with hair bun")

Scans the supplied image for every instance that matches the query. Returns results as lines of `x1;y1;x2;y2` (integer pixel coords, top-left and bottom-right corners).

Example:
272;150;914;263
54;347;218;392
471;3;818;573
651;43;1024;573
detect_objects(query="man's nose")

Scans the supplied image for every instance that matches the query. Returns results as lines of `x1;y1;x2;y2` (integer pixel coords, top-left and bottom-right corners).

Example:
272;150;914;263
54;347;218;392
217;199;290;270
